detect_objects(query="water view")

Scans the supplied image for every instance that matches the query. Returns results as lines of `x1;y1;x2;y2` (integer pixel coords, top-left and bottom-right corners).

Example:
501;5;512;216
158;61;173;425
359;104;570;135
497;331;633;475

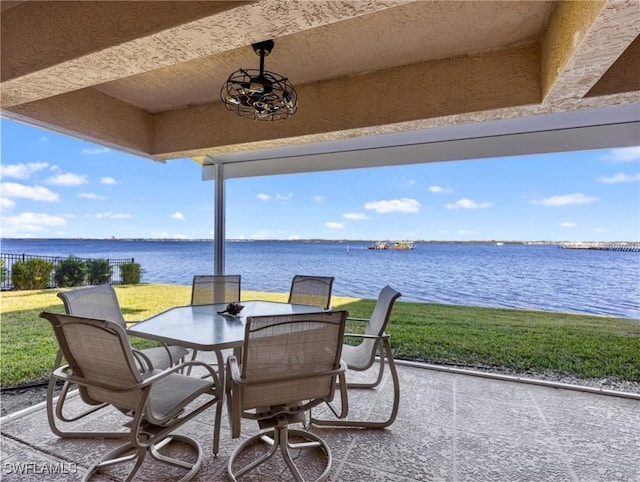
1;238;639;319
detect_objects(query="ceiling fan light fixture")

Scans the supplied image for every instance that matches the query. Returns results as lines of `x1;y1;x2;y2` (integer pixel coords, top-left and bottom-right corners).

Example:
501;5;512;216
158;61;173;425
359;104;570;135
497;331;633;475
220;40;298;121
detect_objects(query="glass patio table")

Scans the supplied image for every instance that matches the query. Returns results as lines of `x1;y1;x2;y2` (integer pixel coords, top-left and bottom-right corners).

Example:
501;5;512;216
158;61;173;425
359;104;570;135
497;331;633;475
128;300;325;353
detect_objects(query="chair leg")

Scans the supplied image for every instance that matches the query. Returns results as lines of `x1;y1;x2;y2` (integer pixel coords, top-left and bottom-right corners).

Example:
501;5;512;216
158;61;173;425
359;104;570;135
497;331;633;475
149;434;204;479
311;339;400;429
212;392;222;457
228;426;332;482
84;435;203;482
46;376;128;439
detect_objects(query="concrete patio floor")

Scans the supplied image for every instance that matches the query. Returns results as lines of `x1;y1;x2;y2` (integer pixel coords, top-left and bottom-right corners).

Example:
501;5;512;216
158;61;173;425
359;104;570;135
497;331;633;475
1;358;639;481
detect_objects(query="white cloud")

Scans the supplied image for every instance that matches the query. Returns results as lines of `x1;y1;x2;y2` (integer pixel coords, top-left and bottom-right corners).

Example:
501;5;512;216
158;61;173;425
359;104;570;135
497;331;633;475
288;234;301;240
47;172;88;186
1;198;16;209
429;185;453;193
1;182;60;202
560;222;576;228
101;177;116;185
600;146;640;162
0;162;48;180
314;195;325;202
457;229;476;235
597;172;640;184
78;192;106;200
445;198;493;209
2;212;67;232
172;212;186;221
39;136;48;143
82;146;110;155
343;212;369;220
275;192;293;201
324;222;344;229
531;193;597;207
408;179;416;186
257;193;270;201
95;212;131;219
364;198;421;214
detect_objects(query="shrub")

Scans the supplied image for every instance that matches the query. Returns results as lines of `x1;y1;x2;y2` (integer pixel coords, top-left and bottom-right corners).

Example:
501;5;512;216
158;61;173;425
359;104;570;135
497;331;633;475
86;258;112;285
11;259;53;290
0;259;6;284
120;262;141;284
54;256;87;287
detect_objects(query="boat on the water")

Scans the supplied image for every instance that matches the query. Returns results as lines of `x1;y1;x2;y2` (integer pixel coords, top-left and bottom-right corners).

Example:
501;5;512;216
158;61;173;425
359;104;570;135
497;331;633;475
368;241;390;250
392;241;415;250
368;240;415;250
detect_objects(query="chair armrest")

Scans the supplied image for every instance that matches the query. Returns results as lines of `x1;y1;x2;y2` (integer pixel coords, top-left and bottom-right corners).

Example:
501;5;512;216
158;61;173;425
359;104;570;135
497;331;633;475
346;317;369;322
131;348;154;372
343;332;389;340
125;329;179;369
174;360;221;388
53;365;147;393
326;362;349;419
53;358;220;394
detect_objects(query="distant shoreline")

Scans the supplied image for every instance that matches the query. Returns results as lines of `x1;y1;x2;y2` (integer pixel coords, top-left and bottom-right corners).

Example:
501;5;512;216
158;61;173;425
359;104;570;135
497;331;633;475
3;238;639;245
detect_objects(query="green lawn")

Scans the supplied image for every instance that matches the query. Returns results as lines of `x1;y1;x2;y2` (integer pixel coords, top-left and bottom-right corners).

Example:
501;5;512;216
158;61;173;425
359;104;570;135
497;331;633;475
1;284;638;387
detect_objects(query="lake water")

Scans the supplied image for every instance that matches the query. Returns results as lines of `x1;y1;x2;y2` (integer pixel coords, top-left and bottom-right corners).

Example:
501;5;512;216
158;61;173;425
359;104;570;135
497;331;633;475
2;238;639;319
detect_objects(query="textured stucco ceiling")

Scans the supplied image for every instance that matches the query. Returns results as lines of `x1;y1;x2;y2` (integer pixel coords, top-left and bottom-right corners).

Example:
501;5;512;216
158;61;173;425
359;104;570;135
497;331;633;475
1;0;639;171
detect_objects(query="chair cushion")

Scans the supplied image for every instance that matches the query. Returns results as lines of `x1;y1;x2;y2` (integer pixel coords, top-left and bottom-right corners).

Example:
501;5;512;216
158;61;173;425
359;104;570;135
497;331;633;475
147;372;213;423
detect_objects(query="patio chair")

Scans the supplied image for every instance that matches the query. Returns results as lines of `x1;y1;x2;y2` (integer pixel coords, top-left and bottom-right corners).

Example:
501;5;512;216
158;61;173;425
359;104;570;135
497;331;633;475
190;274;241;306
287;274;335;309
226;310;349;482
47;284;188;439
40;311;222;481
188;274;241;375
311;285;402;429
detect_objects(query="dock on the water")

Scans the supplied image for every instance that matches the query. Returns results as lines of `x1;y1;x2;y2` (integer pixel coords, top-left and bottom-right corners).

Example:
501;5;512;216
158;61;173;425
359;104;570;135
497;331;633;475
558;242;640;252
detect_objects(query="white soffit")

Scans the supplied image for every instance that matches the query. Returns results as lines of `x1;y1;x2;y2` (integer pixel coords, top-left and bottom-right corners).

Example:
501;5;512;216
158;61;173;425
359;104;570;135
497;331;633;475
203;104;640;180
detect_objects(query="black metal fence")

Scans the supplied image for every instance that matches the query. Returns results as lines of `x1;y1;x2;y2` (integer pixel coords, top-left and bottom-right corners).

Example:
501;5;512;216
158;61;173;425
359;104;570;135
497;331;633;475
0;253;134;290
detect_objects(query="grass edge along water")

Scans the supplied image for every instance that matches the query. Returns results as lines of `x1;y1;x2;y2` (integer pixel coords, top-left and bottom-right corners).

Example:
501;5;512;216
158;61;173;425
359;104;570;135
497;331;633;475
1;284;638;388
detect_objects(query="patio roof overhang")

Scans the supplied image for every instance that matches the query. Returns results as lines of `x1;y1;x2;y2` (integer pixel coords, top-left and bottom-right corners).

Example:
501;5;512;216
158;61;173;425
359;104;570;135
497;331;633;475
2;0;639;175
2;1;639;273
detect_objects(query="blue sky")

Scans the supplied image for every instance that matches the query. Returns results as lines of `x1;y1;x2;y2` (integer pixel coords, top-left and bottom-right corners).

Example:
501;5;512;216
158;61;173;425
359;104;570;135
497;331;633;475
1;118;639;241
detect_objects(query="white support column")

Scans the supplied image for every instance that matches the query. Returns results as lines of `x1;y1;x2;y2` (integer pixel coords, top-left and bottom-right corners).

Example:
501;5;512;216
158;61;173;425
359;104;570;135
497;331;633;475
212;161;225;275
